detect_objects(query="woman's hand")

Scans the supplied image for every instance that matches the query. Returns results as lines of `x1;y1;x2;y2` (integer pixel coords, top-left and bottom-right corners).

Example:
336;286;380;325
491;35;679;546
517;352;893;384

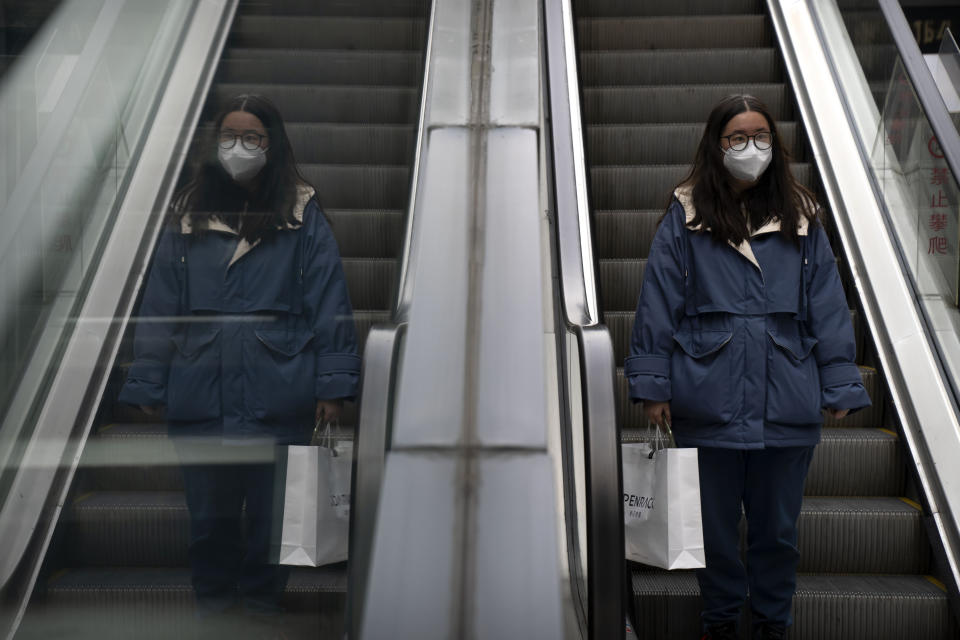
644;401;671;430
316;399;344;424
825;408;849;420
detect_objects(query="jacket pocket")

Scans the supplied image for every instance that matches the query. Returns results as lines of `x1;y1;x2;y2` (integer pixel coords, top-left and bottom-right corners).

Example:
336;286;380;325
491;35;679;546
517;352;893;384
670;329;735;424
248;329;315;421
766;328;821;424
167;326;221;421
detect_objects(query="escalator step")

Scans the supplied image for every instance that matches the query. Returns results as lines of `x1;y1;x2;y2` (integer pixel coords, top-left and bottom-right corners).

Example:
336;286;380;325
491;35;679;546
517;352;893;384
219;49;423;86
798;497;927;573
622;427;904;497
66;493;189;567
605;309;862;366
586;122;798;165
25;566;346;640
212;83;419;124
327;209;405;259
230;15;426;51
300;164;409;210
594;210;663;260
589;163;811;210
342;258;398;310
599;258;645;312
239;0;430;17
583;84;788;124
80;424;181;492
285;124;415;165
579;49;780;86
615;367;883;431
630;572;956;640
576;15;769;51
573;0;761;17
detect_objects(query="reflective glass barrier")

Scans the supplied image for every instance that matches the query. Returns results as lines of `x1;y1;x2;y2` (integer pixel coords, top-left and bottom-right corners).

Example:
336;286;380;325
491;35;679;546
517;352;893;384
0;0;197;499
823;0;960;397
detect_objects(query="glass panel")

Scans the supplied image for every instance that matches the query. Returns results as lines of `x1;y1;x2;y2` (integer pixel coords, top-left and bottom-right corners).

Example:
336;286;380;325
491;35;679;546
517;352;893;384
0;0;196;478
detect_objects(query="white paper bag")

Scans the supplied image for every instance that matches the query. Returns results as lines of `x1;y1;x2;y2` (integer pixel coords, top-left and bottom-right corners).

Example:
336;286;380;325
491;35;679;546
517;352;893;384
275;437;353;567
622;442;705;570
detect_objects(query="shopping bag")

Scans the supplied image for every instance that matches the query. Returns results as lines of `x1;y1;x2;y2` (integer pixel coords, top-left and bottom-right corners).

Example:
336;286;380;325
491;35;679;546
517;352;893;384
622;436;705;569
274;423;353;567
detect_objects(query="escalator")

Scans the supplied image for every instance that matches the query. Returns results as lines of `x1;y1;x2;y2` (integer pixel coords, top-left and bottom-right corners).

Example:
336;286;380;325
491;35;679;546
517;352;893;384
570;0;960;637
8;1;429;637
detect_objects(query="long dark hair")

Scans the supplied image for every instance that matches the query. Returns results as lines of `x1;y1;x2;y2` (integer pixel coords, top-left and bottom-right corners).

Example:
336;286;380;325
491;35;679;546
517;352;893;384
172;94;311;242
675;94;817;247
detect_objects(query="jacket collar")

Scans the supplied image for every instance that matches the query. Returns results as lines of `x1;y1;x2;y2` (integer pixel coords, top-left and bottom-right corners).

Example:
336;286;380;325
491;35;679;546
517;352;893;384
180;184;315;267
674;185;809;270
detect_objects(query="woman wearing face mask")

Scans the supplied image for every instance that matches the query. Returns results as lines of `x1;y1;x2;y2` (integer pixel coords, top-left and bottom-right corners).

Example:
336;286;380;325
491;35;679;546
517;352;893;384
119;94;359;636
625;95;870;640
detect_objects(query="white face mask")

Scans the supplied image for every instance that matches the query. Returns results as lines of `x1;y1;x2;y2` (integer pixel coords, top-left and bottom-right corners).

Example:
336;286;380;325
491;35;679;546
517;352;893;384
218;145;267;183
722;144;772;182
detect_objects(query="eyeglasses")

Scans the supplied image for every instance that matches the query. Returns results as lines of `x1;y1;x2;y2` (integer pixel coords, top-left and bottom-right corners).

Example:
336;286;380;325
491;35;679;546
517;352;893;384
218;130;268;151
720;132;773;151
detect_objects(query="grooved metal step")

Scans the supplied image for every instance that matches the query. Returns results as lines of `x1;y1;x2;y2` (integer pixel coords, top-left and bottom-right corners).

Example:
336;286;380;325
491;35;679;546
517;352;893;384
630;572;957;640
283;124;415;165
230;15;426;50
327;209;405;258
586;122;798;165
579;49;781;86
19;567;346;640
239;0;430;17
212;83;419;124
342;258;398;310
582;84;789;124
219;48;423;86
573;0;761;16
299;164;409;209
576;15;770;50
589;162;810;210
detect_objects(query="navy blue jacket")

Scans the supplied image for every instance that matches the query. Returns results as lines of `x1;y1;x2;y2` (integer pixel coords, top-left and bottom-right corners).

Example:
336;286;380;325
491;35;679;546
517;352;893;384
119;186;360;443
626;187;871;449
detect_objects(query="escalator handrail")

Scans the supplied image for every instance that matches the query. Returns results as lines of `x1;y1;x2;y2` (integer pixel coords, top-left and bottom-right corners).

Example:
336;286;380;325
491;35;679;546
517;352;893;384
878;0;960;195
394;0;438;323
543;0;624;637
0;1;237;636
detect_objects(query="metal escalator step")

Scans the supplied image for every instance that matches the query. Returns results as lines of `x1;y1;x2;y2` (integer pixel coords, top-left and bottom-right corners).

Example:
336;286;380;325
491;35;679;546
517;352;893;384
239;0;430;17
615;366;881;430
589;162;809;209
219;49;423;87
605;309;862;367
80;424;181;492
300;164;409;210
852;44;898;82
327;208;404;258
798;497;927;573
579;49;780;86
587;122;798;164
631;572;956;639
594;209;663;259
599;258;646;312
573;0;761;17
212;84;419;124
66;492;189;566
28;566;346;640
576;15;769;51
342;258;397;311
285;124;415;165
230;16;426;51
622;427;903;497
583;84;788;124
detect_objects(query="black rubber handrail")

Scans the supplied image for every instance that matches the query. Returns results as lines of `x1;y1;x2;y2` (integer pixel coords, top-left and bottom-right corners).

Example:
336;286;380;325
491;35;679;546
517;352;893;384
543;0;625;638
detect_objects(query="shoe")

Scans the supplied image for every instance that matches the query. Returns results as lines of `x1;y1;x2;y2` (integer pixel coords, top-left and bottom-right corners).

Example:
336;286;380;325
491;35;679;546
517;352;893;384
700;621;738;640
753;623;786;640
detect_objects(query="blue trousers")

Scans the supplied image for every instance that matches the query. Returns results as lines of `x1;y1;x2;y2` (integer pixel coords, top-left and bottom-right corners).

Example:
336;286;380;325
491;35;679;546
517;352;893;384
696;445;814;629
173;439;289;617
